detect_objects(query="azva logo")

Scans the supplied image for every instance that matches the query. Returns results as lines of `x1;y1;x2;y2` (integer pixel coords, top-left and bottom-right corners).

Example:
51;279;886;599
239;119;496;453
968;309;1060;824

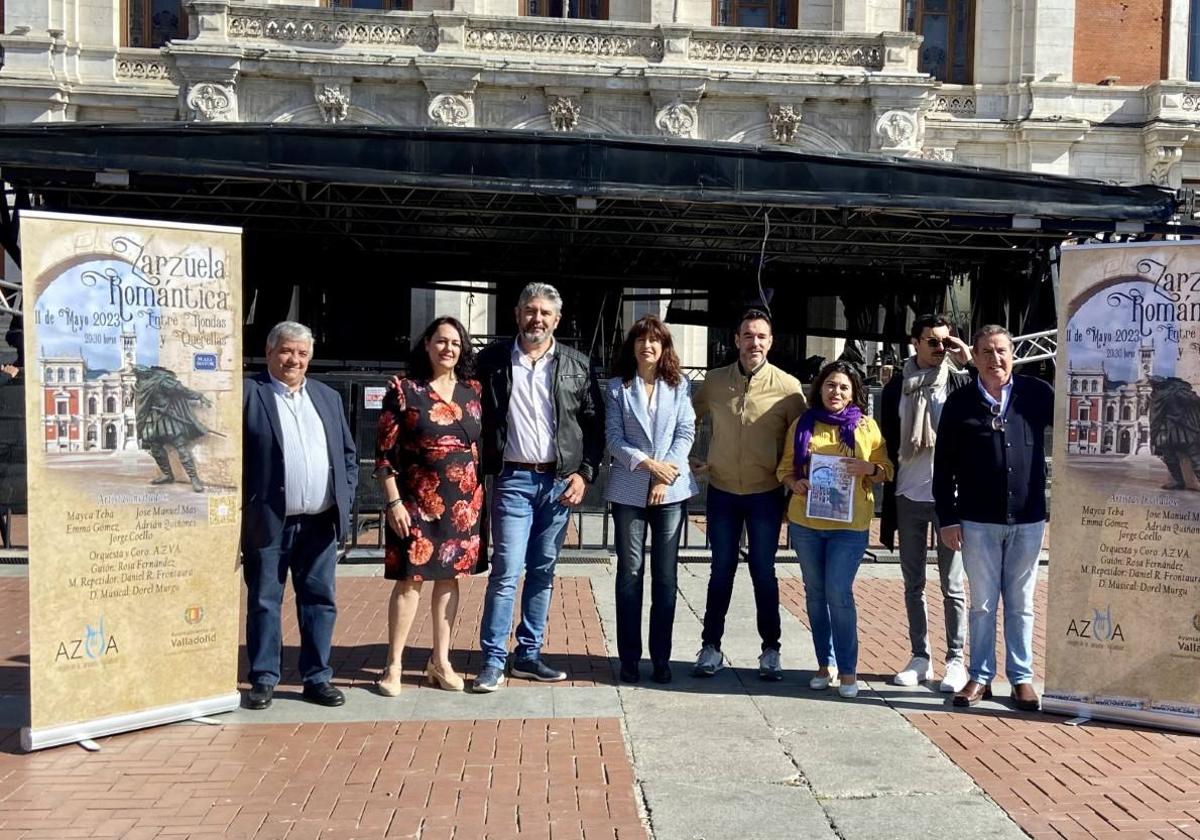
1066;605;1125;642
55;616;120;661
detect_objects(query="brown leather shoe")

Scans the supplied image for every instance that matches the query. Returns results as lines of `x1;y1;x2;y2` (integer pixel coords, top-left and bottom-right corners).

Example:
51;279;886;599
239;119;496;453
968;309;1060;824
952;680;993;707
1012;682;1040;711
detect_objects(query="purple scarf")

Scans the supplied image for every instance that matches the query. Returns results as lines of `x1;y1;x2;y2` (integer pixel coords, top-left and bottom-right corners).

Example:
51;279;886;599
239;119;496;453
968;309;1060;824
792;405;864;477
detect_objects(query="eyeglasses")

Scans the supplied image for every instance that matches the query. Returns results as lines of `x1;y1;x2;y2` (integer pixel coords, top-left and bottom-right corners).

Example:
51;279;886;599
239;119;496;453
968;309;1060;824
924;339;947;349
989;402;1006;432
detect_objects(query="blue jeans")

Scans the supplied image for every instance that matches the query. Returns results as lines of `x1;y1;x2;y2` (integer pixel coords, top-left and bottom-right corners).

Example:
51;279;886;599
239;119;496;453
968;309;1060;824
612;501;684;667
702;486;785;652
960;520;1044;685
243;509;339;686
479;467;571;669
789;524;868;674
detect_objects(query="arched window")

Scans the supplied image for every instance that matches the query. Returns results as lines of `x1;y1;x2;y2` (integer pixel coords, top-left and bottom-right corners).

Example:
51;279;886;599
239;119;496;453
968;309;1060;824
57;367;65;382
713;0;796;27
68;368;77;383
106;395;118;414
1121;404;1132;421
522;0;607;18
904;0;974;83
1106;404;1115;422
126;0;187;47
88;396;99;415
45;367;54;383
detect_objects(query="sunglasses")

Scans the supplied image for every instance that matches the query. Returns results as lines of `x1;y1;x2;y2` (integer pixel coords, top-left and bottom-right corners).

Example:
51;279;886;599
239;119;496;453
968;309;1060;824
989;402;1005;432
924;338;948;349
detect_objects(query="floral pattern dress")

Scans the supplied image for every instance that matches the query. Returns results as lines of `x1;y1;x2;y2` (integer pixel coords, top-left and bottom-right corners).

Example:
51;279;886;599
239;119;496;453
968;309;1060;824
375;378;486;581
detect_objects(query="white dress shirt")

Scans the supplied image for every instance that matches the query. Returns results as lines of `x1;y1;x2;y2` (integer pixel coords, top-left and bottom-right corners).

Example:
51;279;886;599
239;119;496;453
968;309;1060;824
504;339;558;464
269;373;334;516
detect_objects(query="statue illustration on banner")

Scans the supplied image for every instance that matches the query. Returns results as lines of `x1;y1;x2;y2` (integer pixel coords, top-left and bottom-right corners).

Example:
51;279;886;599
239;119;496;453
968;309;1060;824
20;212;243;751
1046;241;1200;734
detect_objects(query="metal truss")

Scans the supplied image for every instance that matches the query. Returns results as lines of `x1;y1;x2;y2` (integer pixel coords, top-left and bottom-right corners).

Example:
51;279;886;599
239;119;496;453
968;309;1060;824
6;172;1067;286
1011;329;1058;368
0;278;19;317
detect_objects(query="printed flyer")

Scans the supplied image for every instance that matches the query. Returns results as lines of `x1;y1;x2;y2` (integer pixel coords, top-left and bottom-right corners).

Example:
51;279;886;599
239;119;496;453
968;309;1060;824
1045;240;1200;733
806;454;855;523
19;211;243;750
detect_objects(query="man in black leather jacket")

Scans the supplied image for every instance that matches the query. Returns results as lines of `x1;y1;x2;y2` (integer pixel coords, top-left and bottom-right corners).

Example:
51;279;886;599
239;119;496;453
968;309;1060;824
472;282;604;692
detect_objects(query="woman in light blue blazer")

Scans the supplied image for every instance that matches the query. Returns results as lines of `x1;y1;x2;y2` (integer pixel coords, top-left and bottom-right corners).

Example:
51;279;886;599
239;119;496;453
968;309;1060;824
604;314;699;684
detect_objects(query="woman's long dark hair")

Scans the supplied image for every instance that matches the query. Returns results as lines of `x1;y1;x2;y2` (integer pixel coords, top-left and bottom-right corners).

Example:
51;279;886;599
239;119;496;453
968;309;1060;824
409;316;477;381
615;314;683;388
808;360;868;413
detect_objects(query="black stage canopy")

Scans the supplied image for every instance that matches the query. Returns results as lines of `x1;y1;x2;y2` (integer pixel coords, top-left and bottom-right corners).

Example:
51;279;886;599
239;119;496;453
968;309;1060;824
0;123;1191;354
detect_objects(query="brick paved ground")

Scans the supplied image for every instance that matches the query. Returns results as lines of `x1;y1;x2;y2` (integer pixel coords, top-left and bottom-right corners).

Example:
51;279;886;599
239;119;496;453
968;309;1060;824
261;577;614;692
0;717;645;840
910;714;1200;839
779;575;1049;683
784;573;1200;839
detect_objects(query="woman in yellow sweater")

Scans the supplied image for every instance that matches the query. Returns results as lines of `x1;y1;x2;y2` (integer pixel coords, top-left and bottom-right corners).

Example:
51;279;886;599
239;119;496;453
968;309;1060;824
777;361;892;698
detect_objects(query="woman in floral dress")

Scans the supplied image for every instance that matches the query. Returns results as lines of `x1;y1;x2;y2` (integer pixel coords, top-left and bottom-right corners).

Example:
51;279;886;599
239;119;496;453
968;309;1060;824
374;316;484;695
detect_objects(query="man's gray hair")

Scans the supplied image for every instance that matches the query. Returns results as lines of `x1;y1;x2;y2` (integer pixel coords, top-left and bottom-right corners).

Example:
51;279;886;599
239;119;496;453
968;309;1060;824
971;324;1012;348
266;321;314;351
517;282;563;315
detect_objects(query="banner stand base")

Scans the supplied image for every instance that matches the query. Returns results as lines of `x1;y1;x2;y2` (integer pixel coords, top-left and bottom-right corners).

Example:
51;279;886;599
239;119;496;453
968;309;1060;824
1043;698;1200;735
21;692;241;752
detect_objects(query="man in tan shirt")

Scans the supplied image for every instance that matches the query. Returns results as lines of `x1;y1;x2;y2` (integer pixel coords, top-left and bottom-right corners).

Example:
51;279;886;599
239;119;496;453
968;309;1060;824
690;309;805;679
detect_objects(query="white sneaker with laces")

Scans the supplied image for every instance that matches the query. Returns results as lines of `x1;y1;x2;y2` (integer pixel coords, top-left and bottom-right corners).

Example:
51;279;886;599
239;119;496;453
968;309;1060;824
939;658;969;693
758;649;783;681
693;644;723;677
893;656;933;686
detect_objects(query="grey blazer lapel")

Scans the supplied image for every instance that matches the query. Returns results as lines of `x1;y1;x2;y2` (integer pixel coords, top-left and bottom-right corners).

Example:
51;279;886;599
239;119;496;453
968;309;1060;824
626;380;654;444
652;381;673;458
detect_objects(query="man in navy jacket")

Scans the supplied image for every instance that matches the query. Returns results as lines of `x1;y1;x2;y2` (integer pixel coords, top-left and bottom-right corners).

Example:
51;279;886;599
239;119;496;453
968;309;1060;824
242;321;358;710
934;325;1053;712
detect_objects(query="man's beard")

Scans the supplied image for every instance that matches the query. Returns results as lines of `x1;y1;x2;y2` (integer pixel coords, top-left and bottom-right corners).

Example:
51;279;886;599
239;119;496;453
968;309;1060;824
522;327;549;345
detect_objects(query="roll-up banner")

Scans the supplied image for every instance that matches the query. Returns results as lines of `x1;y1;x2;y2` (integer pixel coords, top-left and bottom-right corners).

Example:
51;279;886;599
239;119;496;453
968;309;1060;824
1045;240;1200;734
19;211;243;751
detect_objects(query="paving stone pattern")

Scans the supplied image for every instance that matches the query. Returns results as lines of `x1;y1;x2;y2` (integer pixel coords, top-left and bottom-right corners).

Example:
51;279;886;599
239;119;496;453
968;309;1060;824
0;716;645;839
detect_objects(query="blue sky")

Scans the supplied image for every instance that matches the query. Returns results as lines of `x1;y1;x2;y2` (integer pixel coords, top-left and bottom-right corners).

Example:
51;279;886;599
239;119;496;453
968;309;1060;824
34;259;160;371
1067;280;1176;383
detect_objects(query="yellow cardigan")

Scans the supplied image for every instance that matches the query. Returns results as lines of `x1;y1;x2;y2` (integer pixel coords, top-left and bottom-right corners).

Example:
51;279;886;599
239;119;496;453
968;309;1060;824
776;416;893;532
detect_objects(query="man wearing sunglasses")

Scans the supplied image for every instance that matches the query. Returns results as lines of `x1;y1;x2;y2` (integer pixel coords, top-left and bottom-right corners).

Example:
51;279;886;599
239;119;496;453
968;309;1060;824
880;314;972;694
933;325;1054;712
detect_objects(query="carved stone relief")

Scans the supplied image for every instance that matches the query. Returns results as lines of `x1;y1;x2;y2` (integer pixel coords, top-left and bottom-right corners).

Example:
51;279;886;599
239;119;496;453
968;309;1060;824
315;84;349;124
185;82;236;122
874;109;918;152
547;96;580;132
920;147;954;162
768;104;801;145
655;100;697;139
1147;145;1184;187
428;93;473;127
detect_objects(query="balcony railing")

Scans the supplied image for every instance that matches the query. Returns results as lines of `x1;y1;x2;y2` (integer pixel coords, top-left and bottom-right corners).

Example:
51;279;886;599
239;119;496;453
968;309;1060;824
183;4;919;72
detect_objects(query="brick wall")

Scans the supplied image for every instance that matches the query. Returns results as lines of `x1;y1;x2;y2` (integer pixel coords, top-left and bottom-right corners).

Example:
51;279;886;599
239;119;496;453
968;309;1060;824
1073;0;1169;85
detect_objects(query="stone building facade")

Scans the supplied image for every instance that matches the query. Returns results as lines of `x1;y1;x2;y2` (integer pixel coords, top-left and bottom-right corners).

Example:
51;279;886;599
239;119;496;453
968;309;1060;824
1;0;1198;362
1;0;1198;188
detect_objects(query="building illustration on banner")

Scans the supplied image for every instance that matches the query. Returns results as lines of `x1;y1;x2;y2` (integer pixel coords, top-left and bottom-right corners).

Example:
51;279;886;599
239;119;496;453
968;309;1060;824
32;258;220;493
1064;277;1200;495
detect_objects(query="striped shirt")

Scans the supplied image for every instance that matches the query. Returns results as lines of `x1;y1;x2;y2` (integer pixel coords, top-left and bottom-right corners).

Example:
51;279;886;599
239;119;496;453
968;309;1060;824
269;373;334;517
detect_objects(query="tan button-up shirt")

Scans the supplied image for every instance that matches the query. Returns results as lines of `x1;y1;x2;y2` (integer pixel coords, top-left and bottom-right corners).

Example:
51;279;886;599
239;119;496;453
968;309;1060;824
693;360;806;495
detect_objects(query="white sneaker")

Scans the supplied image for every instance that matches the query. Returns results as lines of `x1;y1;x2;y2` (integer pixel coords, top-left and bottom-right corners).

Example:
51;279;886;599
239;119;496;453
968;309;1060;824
693;644;723;677
837;680;859;699
939;659;969;693
893;656;933;687
758;649;783;681
809;669;836;690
